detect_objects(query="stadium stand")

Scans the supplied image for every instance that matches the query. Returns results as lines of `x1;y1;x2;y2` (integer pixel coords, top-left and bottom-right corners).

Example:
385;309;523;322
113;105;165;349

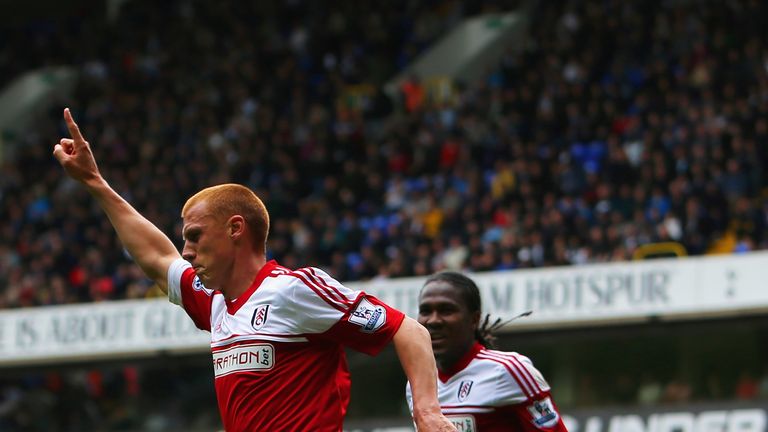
2;0;768;430
2;0;767;308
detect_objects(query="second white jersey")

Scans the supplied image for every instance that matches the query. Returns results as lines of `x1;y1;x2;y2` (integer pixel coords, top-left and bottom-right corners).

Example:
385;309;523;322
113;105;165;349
406;342;564;431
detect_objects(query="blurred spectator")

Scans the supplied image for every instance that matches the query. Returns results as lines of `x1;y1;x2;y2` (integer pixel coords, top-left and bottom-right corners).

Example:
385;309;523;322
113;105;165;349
735;371;759;400
401;74;426;113
575;374;599;408
636;373;663;406
704;373;725;401
613;373;636;404
758;369;768;399
662;378;692;404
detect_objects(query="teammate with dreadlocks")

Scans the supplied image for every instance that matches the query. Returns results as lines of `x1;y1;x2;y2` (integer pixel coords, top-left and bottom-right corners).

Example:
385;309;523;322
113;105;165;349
406;271;568;431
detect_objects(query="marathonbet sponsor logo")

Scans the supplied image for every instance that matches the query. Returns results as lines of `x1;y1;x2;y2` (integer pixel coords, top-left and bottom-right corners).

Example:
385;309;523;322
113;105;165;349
348;298;386;332
447;414;476;432
213;344;274;377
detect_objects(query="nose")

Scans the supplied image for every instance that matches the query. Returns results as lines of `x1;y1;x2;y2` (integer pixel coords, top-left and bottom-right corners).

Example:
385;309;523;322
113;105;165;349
421;311;442;328
182;243;195;262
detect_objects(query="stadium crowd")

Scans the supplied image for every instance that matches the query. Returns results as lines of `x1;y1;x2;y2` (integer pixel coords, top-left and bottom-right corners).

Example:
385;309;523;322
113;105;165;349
2;0;768;308
1;0;768;428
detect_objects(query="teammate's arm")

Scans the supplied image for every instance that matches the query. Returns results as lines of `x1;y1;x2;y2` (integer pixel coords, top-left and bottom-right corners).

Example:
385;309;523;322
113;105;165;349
393;317;456;431
53;108;180;293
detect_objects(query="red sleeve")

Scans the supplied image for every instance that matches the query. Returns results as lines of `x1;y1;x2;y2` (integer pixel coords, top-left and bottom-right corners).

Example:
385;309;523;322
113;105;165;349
499;392;568;431
321;294;405;356
178;267;214;332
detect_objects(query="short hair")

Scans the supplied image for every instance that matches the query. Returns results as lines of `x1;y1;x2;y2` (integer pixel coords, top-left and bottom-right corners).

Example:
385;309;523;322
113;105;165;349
182;184;270;254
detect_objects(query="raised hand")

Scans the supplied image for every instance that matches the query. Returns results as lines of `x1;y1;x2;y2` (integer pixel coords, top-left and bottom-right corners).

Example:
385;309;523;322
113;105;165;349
53;108;102;184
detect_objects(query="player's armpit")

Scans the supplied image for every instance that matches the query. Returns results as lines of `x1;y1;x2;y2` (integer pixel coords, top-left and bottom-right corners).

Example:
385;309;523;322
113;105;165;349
154;278;169;296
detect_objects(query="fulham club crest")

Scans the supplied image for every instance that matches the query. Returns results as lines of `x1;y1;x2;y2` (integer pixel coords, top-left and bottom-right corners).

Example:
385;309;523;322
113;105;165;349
457;380;473;402
251;305;270;331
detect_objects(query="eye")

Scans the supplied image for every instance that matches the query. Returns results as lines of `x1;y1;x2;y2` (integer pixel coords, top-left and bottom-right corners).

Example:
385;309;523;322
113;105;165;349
441;305;457;313
185;230;201;242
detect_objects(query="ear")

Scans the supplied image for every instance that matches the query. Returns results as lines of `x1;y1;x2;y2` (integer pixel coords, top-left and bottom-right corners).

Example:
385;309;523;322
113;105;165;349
227;215;246;239
471;310;481;331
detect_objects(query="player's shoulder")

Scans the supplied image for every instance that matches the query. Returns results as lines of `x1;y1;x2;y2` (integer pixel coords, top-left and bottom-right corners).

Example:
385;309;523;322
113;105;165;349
265;264;357;303
267;264;340;289
475;348;534;368
475;348;551;397
473;348;541;380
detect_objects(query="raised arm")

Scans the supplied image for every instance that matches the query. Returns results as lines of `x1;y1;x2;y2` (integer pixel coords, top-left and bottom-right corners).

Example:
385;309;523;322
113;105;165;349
53;108;180;292
393;317;456;431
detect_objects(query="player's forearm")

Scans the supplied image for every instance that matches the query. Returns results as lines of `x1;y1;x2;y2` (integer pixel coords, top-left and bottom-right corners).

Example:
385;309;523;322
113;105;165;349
84;176;180;287
393;317;443;422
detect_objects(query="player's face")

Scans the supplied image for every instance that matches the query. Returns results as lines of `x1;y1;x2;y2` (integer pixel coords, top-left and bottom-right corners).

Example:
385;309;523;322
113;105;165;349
418;280;479;371
181;201;233;290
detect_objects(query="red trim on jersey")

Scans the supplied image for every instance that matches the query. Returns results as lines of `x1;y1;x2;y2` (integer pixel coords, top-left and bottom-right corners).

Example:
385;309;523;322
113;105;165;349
438;342;484;383
296;268;352;307
307;267;353;306
287;271;349;313
225;260;279;315
476;351;540;399
483;350;544;394
477;351;535;398
304;268;352;305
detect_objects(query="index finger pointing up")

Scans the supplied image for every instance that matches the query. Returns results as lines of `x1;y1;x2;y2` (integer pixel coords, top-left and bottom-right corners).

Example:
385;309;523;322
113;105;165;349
64;108;85;143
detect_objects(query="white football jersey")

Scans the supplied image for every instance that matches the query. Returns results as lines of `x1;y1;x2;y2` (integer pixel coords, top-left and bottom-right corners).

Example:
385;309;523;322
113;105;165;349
406;342;567;431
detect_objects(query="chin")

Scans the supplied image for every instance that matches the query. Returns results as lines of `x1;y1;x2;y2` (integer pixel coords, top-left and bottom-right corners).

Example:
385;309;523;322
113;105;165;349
198;274;214;287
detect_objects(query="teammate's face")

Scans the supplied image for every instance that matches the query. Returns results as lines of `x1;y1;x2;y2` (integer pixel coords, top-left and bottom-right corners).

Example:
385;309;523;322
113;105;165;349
181;201;234;290
418;280;480;371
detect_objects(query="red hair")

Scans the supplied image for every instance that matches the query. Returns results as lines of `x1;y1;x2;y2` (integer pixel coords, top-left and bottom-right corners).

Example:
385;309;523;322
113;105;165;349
182;184;270;254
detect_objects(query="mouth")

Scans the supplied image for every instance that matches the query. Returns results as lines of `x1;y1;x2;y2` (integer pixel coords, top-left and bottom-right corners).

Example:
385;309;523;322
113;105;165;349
429;333;447;346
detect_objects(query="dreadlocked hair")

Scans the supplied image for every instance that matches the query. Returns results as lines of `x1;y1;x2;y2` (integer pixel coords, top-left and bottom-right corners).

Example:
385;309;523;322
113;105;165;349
477;314;505;349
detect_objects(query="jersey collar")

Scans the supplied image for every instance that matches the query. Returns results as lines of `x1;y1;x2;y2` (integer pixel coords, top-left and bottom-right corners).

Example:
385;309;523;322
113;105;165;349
225;260;279;315
438;342;484;383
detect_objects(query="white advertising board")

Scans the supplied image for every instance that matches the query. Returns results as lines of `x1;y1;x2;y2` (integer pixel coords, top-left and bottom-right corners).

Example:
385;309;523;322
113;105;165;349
353;251;768;329
0;299;209;365
1;251;767;365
